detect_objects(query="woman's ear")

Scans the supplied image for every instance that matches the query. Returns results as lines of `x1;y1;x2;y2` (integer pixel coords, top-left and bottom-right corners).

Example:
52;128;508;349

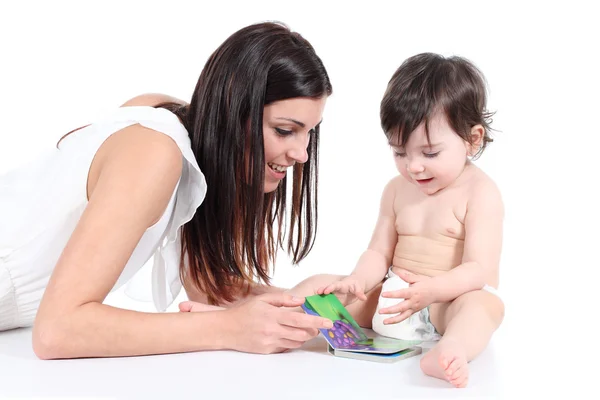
468;124;485;156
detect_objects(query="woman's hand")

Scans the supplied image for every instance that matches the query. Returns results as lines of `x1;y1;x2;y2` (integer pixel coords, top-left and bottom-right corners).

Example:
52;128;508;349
379;269;438;324
178;301;225;312
220;292;333;354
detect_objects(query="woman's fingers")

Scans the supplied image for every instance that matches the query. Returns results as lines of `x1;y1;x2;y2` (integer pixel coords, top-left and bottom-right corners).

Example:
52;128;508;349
276;338;305;350
277;309;332;330
260;292;306;308
277;324;319;343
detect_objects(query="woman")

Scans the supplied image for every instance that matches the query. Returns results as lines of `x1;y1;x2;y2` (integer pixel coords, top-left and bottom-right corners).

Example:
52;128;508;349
0;22;335;359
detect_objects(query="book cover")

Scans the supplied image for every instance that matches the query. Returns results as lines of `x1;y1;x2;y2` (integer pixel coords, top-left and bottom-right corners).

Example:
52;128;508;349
301;293;423;362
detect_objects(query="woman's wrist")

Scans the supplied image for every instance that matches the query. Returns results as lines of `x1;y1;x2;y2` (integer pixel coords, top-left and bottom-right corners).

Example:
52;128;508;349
186;310;234;351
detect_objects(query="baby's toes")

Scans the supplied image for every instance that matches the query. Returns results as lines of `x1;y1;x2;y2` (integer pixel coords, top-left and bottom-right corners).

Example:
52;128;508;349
451;373;469;388
445;357;463;376
449;364;469;388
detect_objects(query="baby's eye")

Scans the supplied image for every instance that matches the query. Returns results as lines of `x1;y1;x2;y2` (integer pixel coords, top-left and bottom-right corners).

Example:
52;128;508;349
394;151;406;158
423;151;440;158
275;128;293;136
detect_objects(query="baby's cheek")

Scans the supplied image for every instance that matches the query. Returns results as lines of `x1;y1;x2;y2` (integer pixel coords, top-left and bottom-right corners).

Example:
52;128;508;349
395;160;406;176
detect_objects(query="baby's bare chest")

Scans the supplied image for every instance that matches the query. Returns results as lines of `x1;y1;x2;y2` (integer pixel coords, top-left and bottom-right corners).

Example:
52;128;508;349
394;190;468;239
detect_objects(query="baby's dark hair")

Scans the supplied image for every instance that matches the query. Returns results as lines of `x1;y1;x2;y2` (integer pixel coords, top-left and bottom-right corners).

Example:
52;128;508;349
380;53;494;159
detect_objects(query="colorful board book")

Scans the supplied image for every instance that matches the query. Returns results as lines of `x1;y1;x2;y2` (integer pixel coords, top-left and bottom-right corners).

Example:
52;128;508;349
301;294;423;363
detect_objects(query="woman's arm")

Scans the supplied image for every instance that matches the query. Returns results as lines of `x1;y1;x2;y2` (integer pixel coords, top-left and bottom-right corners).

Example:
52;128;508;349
34;125;331;359
34;124;203;358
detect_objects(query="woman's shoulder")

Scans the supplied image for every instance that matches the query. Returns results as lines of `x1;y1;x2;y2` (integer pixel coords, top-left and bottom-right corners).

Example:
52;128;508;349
120;93;188;108
90;94;206;220
88;93;189;180
85;95;192;202
88;123;184;202
113;94;207;217
83;94;193;167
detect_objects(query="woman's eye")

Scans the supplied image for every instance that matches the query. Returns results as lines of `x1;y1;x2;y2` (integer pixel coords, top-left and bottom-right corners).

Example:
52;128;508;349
423;152;440;158
275;128;293;136
394;151;406;158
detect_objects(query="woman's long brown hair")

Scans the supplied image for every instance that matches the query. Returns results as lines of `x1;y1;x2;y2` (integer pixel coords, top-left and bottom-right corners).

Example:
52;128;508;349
158;22;332;305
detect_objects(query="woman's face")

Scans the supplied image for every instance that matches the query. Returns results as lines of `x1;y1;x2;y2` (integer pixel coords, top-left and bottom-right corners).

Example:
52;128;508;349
261;96;327;193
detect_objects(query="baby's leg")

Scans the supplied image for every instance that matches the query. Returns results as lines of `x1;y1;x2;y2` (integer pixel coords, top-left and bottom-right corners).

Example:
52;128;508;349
422;290;505;388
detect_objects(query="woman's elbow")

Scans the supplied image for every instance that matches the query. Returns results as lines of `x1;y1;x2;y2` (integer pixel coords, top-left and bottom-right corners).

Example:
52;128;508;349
32;319;70;360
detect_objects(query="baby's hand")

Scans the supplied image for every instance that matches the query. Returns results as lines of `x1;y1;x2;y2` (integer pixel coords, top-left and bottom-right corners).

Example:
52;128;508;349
378;280;437;324
317;276;367;306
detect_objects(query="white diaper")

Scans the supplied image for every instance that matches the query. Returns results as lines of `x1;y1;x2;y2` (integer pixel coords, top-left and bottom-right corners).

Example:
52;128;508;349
372;268;500;342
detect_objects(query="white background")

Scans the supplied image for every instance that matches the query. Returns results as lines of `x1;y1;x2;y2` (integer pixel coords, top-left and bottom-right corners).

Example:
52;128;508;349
1;0;598;396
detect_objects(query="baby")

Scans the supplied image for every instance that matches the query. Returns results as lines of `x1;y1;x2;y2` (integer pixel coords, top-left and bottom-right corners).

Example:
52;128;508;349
320;53;505;388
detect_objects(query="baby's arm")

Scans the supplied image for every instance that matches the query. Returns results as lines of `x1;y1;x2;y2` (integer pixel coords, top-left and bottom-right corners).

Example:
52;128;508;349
349;178;399;292
429;179;504;303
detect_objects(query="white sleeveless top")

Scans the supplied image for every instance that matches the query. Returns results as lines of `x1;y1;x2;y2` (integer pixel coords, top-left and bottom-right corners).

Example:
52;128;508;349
0;106;207;331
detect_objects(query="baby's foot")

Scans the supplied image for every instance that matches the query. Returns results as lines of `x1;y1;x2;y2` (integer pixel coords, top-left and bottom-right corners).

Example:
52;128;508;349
420;339;469;388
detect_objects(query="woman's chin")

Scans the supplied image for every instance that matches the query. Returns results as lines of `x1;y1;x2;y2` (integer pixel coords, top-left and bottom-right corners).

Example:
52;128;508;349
263;180;281;193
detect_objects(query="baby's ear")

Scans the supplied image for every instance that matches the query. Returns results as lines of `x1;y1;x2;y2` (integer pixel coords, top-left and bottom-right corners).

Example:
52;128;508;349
468;125;485;156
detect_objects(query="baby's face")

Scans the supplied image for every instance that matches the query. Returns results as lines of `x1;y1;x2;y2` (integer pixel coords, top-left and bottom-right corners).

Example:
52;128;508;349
391;113;470;195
